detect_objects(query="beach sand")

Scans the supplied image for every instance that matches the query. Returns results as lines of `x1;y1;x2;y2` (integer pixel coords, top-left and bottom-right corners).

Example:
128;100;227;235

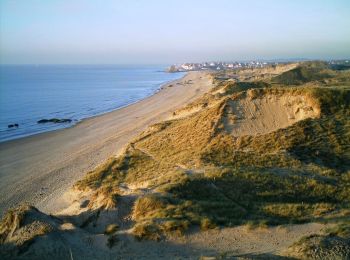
0;71;214;216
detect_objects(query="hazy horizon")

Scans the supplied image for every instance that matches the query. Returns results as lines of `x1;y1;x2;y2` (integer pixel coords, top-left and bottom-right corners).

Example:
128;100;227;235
1;0;350;64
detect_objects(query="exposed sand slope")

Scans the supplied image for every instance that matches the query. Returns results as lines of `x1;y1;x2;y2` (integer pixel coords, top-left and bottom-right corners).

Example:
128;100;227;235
0;71;214;216
170;86;320;136
222;92;320;136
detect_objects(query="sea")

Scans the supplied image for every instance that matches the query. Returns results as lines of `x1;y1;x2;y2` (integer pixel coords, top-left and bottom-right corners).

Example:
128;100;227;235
0;65;185;142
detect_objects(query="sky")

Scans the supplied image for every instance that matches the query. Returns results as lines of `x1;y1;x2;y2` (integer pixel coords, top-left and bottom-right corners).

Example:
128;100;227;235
0;0;349;64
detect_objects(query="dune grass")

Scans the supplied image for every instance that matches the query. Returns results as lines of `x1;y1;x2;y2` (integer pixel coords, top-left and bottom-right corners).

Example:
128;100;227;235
74;62;350;239
104;223;118;235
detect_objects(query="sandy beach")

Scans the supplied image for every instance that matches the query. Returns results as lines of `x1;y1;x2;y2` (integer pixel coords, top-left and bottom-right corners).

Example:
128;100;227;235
1;63;348;259
0;71;213;216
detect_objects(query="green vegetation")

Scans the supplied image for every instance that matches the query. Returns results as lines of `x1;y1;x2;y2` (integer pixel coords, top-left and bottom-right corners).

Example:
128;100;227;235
2;61;349;259
271;61;334;85
271;61;350;87
75;62;350;240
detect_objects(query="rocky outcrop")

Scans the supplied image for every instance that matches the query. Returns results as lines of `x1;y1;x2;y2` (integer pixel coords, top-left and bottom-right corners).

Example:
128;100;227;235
7;124;19;128
37;118;72;124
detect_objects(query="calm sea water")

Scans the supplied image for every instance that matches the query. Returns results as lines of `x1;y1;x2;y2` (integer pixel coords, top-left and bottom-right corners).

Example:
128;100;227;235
0;65;184;142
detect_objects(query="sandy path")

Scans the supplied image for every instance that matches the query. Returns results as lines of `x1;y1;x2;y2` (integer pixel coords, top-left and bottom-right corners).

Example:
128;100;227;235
0;71;213;216
101;223;327;259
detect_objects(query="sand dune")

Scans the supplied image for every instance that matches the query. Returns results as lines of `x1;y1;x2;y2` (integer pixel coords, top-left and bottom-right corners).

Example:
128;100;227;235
1;63;349;259
222;92;320;136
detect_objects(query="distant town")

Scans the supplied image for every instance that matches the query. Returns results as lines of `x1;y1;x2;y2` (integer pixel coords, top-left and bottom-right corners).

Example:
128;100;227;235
167;61;280;72
167;60;350;72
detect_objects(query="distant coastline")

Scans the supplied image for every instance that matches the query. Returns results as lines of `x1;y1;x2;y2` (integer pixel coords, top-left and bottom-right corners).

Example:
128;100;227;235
0;65;185;142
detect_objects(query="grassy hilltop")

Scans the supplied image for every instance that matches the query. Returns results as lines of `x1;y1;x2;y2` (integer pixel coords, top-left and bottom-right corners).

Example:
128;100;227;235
1;61;350;259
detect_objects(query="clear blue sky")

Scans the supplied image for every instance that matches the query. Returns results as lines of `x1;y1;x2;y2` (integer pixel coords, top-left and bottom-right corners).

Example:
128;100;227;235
1;0;349;64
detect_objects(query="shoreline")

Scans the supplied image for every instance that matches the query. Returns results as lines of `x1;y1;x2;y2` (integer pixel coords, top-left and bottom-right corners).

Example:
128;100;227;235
0;73;186;144
0;71;214;216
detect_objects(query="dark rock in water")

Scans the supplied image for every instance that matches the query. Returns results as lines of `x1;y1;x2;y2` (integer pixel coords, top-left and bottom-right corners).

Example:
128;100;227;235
59;119;72;123
37;119;50;124
8;124;19;128
37;118;72;124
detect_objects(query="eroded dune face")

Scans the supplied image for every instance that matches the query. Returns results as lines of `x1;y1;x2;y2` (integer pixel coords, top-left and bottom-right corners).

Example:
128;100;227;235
222;93;320;136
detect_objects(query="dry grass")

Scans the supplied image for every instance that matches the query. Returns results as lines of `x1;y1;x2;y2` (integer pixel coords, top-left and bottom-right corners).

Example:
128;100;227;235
2;61;349;257
73;62;350;239
132;221;162;241
104;224;118;235
132;194;168;221
0;204;55;248
0;205;28;244
200;217;216;231
132;219;190;241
